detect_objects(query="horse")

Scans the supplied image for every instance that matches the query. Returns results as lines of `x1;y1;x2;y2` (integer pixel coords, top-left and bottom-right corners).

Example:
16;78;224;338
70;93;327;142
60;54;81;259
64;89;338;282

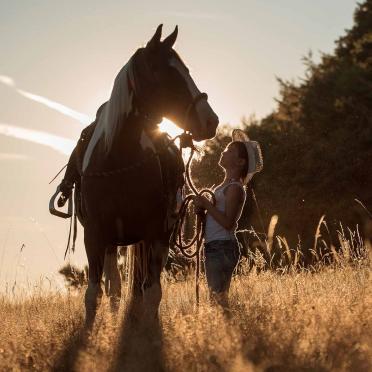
63;25;219;328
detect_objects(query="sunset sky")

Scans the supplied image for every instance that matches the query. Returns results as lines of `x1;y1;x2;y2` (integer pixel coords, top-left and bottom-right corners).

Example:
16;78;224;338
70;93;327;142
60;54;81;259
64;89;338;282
0;0;358;291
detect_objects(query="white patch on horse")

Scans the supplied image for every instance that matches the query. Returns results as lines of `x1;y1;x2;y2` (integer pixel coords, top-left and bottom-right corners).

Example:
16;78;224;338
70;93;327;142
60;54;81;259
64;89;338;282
82;114;104;172
82;60;135;173
140;130;163;182
169;57;211;133
140;131;162;189
140;131;156;152
169;58;200;99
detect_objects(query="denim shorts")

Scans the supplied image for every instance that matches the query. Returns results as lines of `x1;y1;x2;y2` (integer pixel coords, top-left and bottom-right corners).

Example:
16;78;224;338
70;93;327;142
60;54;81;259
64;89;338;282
204;239;240;293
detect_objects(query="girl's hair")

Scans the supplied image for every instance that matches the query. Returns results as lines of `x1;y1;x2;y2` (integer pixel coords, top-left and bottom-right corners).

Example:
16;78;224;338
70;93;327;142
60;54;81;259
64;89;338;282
231;141;249;181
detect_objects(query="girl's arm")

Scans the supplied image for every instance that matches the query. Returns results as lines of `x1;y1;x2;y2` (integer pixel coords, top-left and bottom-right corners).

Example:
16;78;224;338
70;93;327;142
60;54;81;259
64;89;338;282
194;185;244;230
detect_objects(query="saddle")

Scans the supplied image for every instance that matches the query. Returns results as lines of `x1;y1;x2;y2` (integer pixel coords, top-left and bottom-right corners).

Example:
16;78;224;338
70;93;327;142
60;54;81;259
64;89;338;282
54;121;96;208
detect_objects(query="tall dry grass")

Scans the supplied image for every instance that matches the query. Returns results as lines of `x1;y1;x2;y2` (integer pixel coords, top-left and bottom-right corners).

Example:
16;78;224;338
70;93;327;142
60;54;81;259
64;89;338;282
0;251;371;371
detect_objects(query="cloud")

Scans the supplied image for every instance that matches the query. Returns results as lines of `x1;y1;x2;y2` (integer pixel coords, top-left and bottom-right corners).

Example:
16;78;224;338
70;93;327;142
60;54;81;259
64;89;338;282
0;75;15;87
0;123;76;156
0;75;92;125
0;153;31;161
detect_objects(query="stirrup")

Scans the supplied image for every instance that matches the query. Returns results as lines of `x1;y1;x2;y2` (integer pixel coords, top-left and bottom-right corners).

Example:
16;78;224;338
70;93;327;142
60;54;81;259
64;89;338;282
49;185;73;219
57;180;74;207
57;193;70;208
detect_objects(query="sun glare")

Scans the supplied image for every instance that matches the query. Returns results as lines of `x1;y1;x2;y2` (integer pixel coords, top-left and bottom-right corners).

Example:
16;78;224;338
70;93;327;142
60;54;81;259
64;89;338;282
158;118;184;138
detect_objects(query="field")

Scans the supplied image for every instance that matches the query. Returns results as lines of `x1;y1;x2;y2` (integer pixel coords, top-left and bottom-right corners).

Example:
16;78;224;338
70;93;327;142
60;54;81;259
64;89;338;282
0;253;371;372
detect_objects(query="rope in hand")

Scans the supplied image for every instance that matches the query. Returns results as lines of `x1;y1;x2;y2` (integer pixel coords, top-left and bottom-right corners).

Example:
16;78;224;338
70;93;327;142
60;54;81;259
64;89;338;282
171;132;216;305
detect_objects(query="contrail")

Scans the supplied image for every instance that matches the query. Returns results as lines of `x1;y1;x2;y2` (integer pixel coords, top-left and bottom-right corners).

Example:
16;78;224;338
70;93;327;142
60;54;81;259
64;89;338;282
0;75;92;125
0;123;76;156
17;89;91;125
0;75;15;87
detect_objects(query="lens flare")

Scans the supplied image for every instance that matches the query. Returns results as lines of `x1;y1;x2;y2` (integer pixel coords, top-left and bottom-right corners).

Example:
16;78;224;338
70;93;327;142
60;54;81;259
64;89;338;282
158;118;183;138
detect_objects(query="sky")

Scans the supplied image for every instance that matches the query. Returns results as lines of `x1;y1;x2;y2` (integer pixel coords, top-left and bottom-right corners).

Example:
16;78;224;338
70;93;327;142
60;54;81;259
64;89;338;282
0;0;358;292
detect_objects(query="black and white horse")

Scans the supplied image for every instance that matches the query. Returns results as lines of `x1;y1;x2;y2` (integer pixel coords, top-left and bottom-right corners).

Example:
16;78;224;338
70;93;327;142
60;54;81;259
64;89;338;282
71;25;219;327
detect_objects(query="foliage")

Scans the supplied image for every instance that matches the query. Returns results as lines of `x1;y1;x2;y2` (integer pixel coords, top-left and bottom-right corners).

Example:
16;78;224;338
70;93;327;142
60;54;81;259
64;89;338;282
1;260;371;371
191;0;372;253
58;263;88;289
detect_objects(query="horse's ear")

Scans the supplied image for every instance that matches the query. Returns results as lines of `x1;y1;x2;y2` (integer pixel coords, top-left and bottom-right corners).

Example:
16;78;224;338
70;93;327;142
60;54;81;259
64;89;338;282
162;25;178;50
146;24;163;50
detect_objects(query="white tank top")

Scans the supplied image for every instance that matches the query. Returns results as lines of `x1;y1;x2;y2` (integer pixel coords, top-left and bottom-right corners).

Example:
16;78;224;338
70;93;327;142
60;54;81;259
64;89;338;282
204;181;246;243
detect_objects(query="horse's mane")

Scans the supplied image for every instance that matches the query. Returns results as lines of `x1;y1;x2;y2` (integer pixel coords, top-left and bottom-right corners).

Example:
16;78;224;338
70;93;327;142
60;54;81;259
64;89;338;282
82;56;136;172
101;57;136;152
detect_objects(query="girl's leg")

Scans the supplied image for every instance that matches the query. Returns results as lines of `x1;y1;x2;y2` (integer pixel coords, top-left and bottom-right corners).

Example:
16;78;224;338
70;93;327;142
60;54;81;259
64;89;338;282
204;241;225;295
204;240;240;309
221;239;241;293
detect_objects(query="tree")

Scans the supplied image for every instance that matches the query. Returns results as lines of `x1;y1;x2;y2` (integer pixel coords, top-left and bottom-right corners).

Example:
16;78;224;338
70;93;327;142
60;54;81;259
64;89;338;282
191;1;372;262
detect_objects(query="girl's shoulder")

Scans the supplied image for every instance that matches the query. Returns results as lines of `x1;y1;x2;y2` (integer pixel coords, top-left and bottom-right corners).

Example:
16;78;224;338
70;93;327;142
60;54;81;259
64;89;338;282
223;184;246;209
214;180;245;195
223;182;246;197
212;182;224;192
222;181;246;196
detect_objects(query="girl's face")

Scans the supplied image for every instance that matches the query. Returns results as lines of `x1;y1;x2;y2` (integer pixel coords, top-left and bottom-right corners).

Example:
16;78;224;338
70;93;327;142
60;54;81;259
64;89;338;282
219;143;241;169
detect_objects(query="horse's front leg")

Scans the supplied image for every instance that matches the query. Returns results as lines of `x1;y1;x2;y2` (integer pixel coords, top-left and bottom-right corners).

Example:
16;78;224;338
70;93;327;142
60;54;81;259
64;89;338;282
143;240;169;321
104;245;122;313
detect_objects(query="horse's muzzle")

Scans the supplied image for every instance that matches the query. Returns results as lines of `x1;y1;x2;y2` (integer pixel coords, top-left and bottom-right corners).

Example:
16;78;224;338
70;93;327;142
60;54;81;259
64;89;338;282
193;116;219;141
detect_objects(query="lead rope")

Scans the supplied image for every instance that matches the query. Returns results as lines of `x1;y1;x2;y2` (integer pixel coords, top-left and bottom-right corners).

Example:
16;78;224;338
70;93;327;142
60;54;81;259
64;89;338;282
171;132;215;305
63;188;78;259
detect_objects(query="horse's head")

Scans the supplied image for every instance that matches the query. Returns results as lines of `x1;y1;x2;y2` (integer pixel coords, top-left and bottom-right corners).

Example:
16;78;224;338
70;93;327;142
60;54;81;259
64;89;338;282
133;25;219;141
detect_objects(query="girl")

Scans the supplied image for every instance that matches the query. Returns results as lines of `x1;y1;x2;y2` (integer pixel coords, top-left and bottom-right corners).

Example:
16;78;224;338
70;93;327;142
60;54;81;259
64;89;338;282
193;129;263;308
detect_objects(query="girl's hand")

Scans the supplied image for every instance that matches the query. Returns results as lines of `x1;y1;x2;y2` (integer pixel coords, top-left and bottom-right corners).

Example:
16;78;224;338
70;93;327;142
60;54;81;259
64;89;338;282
192;195;209;209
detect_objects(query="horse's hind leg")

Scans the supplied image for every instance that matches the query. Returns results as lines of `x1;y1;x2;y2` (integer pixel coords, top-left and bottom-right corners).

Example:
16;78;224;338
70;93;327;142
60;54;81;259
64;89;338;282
104;245;122;312
84;227;105;330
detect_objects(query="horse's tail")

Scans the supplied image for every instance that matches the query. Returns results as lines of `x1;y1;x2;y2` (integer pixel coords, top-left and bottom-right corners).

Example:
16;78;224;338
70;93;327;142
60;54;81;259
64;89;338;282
126;241;150;300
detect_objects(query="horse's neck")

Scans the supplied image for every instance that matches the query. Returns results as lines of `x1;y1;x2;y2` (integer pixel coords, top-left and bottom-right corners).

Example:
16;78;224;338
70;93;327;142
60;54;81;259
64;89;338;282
106;114;159;163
